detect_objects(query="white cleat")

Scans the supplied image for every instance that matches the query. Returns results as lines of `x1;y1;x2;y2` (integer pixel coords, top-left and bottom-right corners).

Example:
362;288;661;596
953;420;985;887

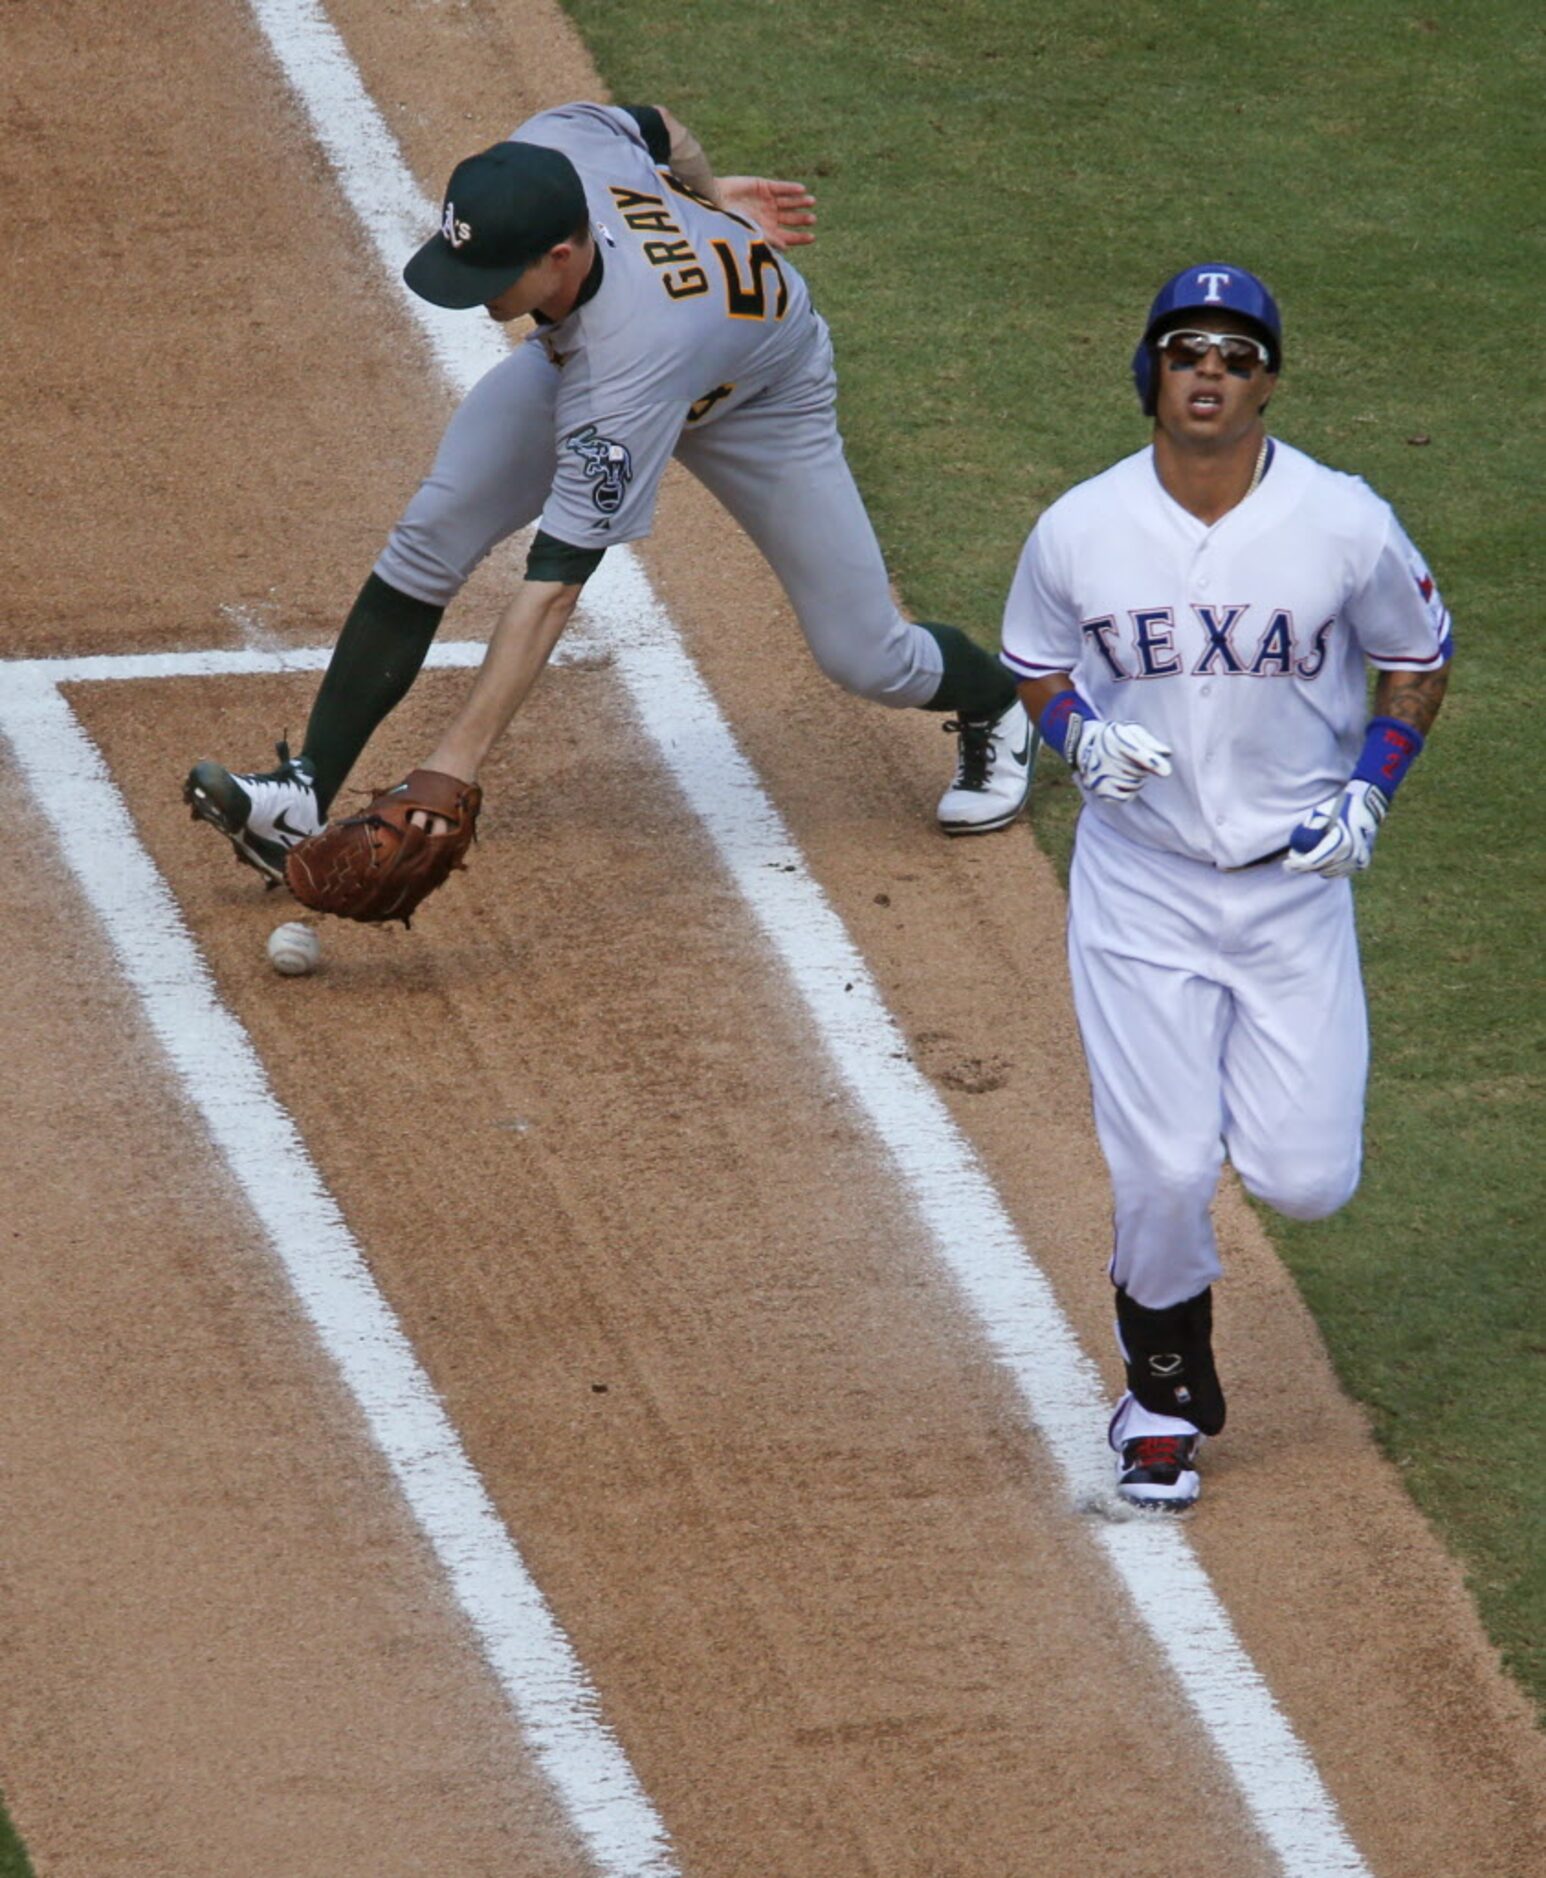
937;699;1037;835
184;742;323;884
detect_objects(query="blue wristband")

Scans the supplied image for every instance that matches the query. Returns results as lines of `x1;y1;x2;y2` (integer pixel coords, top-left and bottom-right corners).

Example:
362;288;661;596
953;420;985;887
1351;716;1424;798
1038;688;1096;758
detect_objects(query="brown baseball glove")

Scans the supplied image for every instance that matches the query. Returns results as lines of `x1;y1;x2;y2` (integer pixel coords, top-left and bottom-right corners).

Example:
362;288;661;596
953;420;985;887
284;769;482;927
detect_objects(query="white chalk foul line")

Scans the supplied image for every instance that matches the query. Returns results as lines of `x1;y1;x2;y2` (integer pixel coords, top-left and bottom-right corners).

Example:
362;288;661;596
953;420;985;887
12;640;532;686
0;660;674;1878
8;1;1369;1872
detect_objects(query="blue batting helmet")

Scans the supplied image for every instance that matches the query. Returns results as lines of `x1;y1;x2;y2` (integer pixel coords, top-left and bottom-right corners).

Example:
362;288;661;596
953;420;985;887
1132;262;1282;414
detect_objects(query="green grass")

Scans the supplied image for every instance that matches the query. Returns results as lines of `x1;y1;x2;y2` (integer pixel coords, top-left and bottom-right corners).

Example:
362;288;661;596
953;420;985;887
0;1802;33;1878
568;0;1546;1709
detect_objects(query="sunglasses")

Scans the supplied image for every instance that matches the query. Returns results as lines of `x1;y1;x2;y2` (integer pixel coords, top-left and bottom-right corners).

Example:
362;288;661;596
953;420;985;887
1156;329;1272;374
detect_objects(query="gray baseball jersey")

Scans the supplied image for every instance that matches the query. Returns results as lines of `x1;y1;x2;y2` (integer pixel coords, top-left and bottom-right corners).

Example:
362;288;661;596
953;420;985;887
515;103;816;546
377;103;943;708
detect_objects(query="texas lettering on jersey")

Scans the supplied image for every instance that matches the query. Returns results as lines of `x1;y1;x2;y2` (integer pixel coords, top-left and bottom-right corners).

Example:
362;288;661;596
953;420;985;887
1082;606;1336;682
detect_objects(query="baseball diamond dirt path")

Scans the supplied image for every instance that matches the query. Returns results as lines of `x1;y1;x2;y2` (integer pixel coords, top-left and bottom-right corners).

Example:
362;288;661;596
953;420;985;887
2;1;1543;1874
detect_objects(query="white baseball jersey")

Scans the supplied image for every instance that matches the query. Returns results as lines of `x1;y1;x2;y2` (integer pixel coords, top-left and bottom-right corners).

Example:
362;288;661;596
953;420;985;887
511;104;818;550
1000;440;1452;868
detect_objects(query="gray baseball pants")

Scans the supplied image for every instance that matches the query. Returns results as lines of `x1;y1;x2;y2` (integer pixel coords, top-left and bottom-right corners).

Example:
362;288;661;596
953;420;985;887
375;325;944;708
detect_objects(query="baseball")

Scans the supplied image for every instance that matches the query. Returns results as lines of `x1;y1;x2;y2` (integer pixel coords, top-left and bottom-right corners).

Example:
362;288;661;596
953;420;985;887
267;920;321;976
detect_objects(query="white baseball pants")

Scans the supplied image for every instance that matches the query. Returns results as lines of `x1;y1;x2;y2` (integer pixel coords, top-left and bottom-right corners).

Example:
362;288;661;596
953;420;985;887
1068;808;1368;1311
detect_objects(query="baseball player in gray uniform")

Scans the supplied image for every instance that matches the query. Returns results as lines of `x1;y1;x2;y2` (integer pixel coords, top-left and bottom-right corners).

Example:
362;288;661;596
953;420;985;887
186;103;1033;878
1000;263;1451;1509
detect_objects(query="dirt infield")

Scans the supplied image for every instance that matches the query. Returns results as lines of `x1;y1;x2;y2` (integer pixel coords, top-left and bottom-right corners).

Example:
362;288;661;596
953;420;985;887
2;2;1543;1874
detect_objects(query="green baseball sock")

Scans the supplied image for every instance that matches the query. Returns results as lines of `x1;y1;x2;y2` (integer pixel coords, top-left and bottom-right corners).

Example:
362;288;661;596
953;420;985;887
301;573;444;812
920;623;1018;718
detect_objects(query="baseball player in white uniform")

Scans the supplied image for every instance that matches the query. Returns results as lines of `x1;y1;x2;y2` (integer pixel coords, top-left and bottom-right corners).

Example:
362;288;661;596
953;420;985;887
1001;263;1452;1508
186;103;1033;878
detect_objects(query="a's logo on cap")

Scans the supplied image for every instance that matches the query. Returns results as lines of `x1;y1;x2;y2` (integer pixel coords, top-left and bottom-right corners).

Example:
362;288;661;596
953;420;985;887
1197;270;1232;302
442;200;473;249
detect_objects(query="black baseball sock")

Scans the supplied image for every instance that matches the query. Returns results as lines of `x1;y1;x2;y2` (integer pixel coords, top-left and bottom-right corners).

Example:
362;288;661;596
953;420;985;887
919;623;1018;718
301;573;444;813
1114;1285;1227;1436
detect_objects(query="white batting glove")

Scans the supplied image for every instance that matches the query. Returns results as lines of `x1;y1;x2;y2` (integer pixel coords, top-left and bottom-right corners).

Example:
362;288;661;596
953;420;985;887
1283;781;1389;877
1068;718;1174;803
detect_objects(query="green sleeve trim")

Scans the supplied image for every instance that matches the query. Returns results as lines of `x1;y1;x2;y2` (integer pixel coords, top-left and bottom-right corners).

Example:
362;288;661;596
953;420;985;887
525;530;607;585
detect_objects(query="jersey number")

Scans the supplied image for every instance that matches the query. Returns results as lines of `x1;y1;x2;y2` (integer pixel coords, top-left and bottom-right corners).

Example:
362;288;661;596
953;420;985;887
710;239;789;321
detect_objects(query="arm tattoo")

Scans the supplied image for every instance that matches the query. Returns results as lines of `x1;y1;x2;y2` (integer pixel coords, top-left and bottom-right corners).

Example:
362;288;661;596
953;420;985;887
1374;662;1450;738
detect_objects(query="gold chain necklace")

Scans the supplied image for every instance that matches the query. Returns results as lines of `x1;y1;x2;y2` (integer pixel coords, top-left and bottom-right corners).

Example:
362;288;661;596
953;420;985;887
1245;434;1270;498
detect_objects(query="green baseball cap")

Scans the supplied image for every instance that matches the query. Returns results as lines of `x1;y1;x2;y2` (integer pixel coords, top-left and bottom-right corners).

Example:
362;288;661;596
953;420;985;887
404;141;589;309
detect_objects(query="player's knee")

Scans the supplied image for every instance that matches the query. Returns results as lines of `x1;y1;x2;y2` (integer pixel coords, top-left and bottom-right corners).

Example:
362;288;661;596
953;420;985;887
1114;1150;1221;1241
375;508;479;609
807;635;898;702
1244;1157;1361;1222
1146;1149;1224;1210
801;612;930;706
